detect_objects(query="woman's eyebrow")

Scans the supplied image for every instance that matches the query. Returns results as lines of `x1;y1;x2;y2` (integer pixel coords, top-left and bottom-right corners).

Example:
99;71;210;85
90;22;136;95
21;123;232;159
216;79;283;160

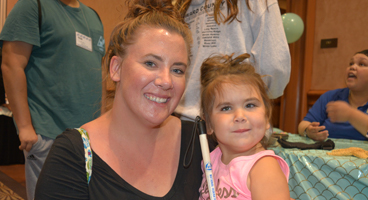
145;53;187;68
173;62;187;68
145;53;163;62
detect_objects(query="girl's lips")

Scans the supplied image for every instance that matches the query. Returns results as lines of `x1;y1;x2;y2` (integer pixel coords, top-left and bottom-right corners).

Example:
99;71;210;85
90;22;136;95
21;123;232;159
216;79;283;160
233;129;250;133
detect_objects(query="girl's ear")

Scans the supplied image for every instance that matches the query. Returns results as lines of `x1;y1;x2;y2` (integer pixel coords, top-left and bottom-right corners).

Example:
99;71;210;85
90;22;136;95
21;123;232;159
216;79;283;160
207;124;214;135
110;56;122;82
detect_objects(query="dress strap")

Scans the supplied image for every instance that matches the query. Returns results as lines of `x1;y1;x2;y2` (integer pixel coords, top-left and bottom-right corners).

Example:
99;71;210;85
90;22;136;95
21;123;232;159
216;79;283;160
76;128;93;184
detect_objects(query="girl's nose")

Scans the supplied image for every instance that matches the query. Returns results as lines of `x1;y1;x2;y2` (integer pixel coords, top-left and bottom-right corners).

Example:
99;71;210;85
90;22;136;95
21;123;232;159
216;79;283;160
155;69;173;90
234;109;246;123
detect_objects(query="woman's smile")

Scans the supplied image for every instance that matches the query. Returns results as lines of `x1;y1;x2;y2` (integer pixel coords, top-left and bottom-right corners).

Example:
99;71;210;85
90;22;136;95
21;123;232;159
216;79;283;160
144;94;169;103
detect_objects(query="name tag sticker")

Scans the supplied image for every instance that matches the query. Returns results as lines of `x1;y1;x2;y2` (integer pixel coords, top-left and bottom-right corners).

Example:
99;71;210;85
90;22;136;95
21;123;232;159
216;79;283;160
76;32;92;52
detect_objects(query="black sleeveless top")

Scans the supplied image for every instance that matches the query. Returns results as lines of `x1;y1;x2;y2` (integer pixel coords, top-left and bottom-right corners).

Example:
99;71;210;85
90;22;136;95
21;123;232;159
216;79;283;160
35;120;203;200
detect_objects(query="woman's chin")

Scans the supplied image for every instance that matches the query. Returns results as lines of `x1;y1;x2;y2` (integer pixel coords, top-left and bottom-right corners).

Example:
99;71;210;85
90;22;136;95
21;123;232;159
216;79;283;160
143;111;172;126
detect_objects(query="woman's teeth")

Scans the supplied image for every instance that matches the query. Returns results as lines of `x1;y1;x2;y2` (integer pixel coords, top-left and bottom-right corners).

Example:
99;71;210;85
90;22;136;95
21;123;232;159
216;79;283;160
145;95;168;103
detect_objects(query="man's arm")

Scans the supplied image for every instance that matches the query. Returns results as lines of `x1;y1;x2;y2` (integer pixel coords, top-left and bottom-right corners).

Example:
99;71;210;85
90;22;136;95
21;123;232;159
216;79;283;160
298;121;329;141
1;41;38;151
327;101;368;138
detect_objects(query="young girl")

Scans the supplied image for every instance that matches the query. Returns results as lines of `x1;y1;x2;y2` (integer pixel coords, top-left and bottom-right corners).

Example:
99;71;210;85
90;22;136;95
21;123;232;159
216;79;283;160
174;0;291;122
198;53;290;199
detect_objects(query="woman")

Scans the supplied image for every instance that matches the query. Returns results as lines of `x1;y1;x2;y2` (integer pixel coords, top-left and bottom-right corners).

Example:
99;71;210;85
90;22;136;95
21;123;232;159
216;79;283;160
174;0;291;121
35;0;203;199
298;50;368;141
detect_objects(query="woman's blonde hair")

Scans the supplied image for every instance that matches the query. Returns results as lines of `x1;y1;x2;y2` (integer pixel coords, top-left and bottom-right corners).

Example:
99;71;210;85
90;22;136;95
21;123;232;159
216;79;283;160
200;53;272;148
103;0;192;111
176;0;251;24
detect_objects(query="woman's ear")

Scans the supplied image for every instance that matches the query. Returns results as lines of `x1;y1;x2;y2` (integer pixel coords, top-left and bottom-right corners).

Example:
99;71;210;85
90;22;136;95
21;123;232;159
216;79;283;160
110;56;122;82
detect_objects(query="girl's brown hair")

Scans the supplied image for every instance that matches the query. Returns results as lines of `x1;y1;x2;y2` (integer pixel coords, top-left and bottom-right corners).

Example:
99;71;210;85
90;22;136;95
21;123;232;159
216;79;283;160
103;0;192;111
200;53;272;147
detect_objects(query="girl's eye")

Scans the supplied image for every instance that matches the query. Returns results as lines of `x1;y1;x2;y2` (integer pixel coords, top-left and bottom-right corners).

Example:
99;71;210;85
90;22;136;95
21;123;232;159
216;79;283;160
145;61;155;67
245;103;256;108
220;106;231;111
349;62;354;66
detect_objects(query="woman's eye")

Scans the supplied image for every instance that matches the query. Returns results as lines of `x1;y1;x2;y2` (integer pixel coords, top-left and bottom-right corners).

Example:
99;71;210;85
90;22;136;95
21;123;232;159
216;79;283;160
172;68;184;75
145;61;155;67
220;106;231;111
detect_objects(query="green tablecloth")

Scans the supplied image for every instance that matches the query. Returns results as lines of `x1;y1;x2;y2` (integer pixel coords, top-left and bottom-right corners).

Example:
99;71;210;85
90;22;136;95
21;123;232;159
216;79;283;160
270;133;368;200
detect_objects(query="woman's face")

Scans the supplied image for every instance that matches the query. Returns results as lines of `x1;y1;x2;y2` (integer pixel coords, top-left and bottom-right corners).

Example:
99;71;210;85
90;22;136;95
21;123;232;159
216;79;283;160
110;27;188;126
346;53;368;92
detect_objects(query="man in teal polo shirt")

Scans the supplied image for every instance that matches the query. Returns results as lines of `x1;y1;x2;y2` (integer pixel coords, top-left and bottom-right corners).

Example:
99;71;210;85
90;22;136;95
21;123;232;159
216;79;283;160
0;0;105;199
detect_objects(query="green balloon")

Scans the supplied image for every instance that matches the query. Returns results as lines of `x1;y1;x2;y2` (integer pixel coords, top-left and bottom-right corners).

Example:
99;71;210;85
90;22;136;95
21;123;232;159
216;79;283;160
282;13;304;44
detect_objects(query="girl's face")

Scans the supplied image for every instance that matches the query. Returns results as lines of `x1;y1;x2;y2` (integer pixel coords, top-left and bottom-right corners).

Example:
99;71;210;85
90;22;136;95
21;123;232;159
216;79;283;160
110;27;188;126
346;53;368;92
208;83;269;164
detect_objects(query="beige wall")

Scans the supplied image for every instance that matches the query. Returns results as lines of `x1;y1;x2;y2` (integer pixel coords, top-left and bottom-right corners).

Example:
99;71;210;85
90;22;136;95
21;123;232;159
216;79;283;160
80;0;128;49
6;0;16;15
311;0;368;90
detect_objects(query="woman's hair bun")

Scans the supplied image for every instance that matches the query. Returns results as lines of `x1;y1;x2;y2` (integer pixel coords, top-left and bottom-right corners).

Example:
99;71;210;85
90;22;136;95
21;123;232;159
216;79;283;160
126;0;183;22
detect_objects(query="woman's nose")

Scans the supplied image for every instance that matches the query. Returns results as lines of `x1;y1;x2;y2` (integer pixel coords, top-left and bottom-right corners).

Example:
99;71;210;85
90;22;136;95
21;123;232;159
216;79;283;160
155;69;173;90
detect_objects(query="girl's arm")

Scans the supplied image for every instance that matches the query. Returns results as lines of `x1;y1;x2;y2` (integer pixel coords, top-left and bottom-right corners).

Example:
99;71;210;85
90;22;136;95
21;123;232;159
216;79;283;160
248;156;290;200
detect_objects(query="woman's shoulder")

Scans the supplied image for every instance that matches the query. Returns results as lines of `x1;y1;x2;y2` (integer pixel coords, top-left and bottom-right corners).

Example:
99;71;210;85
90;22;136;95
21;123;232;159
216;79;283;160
54;128;85;154
80;114;109;137
57;128;82;141
176;117;195;134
